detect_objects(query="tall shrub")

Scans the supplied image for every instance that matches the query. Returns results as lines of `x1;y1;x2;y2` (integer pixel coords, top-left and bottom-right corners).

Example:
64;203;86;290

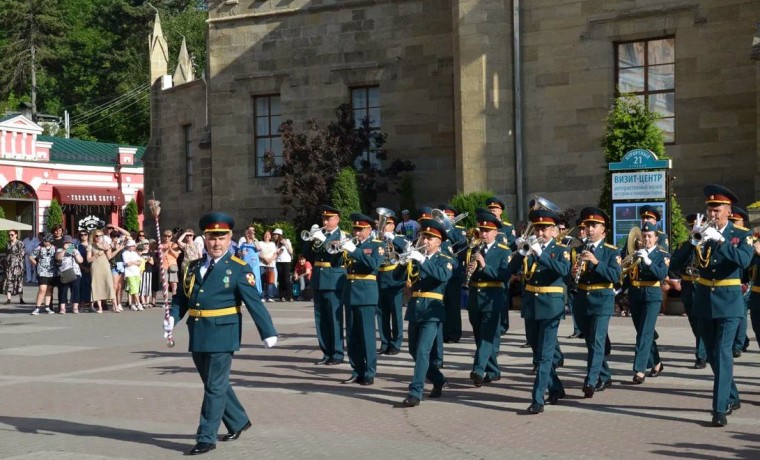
124;199;139;233
331;167;362;233
46;198;63;231
450;190;496;230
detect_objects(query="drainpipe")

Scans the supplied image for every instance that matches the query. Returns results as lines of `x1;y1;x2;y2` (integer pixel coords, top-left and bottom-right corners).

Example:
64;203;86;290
513;0;524;222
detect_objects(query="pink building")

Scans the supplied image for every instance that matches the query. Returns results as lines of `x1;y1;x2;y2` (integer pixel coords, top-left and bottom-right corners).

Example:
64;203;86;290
0;114;145;234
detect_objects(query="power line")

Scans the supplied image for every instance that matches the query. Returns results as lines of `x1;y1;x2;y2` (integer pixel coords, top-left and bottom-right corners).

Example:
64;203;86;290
71;92;150;128
70;83;150;124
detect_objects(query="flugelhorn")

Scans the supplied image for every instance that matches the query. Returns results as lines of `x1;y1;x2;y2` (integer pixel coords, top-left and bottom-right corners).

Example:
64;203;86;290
691;217;718;246
326;236;359;255
519;235;547;255
392;238;428;264
301;225;327;248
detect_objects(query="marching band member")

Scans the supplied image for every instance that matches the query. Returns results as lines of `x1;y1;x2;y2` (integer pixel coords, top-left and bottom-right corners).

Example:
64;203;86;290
439;204;466;344
565;219;588;338
670;214;707;368
401;218;455;407
691;185;752;427
748;231;760;352
728;206;751;357
377;209;407;355
167;212;277;456
340;213;383;386
485;197;516;335
572;207;621;398
628;222;669;384
306;205;347;366
467;211;512;387
509;209;570;414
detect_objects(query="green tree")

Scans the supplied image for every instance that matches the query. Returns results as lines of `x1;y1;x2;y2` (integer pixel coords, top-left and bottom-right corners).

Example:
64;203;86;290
599;94;687;244
0;0;66;121
124;199;139;233
46;198;63;230
331;168;362;233
450;190;495;230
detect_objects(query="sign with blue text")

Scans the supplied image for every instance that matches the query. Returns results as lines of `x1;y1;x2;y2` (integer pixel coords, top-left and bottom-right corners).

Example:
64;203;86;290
608;149;671;171
611;171;667;200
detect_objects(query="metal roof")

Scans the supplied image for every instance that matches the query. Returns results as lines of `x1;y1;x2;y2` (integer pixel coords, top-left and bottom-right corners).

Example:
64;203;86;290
37;135;145;167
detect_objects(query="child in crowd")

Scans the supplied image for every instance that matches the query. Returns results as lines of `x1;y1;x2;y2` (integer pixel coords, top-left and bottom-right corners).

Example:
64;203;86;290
121;239;143;310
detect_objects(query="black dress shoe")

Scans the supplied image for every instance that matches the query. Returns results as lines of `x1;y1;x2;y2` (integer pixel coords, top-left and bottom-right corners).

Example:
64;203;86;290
377;348;388;355
595;380;612;392
470;371;483;388
632;373;646;385
429;379;449;398
341;376;359;384
732;349;741;358
188;442;216;455
567;332;583;339
582;384;595;398
386;348;400;356
648;363;664;378
711;412;728;427
221;421;251;441
402;396;420;407
359;377;374;386
483;374;501;383
325;359;342;365
693;359;707;369
314;357;329;365
554;359;564;369
526;402;544;414
547;390;566;405
529;365;537;375
726;402;741;415
520;342;531;348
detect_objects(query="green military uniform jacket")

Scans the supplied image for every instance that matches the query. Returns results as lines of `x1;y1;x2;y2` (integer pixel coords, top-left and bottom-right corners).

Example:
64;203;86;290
170;252;277;353
467;242;512;312
343;237;383;307
404;251;454;323
509;240;571;320
308;229;348;291
691;222;753;319
574;241;622;316
628;247;670;303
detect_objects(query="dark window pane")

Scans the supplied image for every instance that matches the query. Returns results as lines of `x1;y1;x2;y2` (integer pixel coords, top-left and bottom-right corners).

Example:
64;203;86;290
255;97;269;116
256;117;270;136
367;87;380;108
270;96;282;116
648;92;675;118
368;108;381;128
618;42;645;68
352;89;367;109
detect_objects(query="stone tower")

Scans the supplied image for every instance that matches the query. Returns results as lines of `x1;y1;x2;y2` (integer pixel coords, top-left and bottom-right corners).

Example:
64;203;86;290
149;12;168;85
173;37;194;86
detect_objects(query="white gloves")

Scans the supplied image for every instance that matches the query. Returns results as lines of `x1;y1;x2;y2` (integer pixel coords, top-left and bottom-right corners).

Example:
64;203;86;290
263;336;278;348
702;226;723;243
384;232;396;241
530;242;543;257
635;249;652;266
163;317;175;339
515;236;526;249
313;231;327;243
407;250;425;263
341;240;357;252
310;224;320;233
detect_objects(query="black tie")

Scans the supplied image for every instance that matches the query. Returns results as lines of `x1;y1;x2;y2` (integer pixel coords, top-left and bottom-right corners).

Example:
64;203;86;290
203;259;215;281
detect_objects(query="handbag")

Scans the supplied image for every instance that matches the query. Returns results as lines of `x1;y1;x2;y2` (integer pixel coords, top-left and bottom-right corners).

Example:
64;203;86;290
60;267;77;284
265;268;276;284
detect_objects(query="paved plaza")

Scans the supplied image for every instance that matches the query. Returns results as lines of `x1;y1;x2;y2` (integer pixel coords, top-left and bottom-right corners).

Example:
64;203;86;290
0;286;758;459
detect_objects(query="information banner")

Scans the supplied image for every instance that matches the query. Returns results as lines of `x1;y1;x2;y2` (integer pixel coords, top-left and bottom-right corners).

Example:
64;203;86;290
612;201;666;247
611;171;667;200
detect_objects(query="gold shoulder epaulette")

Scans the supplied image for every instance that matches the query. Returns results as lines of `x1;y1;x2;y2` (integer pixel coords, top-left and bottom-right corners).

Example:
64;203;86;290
657;247;669;254
372;239;383;243
604;243;618;250
231;256;247;265
556;243;567;248
438;253;453;260
497;243;510;251
502;221;512;227
734;224;749;231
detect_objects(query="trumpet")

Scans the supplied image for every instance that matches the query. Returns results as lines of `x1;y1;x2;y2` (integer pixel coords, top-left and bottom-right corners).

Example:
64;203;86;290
325;236;359;255
392;238;428;265
691;217;718;246
301;225;327;248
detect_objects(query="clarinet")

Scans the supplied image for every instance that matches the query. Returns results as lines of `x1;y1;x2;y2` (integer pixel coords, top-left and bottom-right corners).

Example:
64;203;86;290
571;242;592;292
462;241;486;288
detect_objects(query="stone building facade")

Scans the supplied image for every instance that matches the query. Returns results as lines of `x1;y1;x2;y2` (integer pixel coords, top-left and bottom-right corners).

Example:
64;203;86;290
145;0;760;231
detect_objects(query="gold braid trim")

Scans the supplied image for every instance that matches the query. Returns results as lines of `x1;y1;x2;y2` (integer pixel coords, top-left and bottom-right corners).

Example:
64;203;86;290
522;256;538;281
695;245;712;269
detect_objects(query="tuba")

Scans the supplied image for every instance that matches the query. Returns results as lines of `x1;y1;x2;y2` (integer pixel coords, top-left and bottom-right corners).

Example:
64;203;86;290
620;226;644;281
431;208;469;232
521;195;562;240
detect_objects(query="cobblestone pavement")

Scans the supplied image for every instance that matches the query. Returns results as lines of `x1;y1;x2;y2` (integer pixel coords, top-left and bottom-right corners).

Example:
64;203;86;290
0;286;759;459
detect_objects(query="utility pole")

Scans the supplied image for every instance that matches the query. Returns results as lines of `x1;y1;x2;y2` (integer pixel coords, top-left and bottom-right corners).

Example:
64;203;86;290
31;44;37;122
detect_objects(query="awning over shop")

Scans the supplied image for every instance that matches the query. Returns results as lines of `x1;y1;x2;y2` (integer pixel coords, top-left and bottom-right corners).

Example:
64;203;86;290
53;186;125;206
